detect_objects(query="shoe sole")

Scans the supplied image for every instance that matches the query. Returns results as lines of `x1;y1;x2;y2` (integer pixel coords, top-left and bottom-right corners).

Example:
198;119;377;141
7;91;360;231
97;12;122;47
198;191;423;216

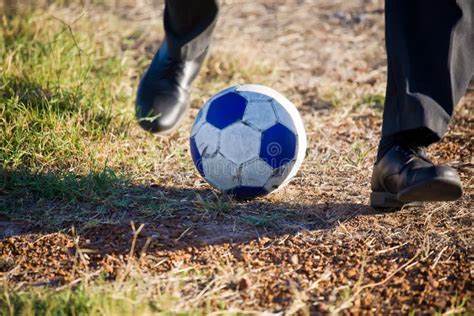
137;99;191;135
371;177;463;210
154;100;191;136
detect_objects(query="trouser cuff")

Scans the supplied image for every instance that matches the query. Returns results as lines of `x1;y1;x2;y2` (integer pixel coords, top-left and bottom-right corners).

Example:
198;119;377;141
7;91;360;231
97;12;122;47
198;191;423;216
381;92;451;143
376;127;440;162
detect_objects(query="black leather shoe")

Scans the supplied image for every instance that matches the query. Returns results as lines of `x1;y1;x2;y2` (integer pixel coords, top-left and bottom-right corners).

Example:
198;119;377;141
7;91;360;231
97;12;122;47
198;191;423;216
136;41;207;134
370;145;463;209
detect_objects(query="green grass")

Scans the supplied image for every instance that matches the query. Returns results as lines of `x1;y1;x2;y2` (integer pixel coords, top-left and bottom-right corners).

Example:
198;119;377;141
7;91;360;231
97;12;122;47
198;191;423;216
0;166;129;229
352;94;385;113
0;268;247;316
0;12;129;173
0;9;136;229
0;281;185;315
1;3;472;315
194;193;234;215
0;6;275;231
0;6;273;201
345;140;372;168
1;167;124;201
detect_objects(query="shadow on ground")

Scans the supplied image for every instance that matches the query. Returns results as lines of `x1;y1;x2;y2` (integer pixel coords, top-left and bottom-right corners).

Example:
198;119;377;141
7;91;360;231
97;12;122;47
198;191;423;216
0;168;385;255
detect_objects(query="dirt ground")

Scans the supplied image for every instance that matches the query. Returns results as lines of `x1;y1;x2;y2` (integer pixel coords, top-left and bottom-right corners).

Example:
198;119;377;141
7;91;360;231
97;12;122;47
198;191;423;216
1;0;473;314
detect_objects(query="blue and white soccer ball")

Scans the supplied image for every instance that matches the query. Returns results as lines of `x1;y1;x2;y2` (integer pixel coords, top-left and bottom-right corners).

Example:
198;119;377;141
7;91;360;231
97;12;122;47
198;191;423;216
190;84;307;199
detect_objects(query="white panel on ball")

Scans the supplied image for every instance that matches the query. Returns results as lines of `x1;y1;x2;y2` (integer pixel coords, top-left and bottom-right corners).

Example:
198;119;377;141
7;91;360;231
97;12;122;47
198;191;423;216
271;100;297;134
191;103;209;137
239;91;273;102
202;155;239;191
220;122;261;165
194;123;220;157
240;159;274;187
242;100;277;131
264;160;295;192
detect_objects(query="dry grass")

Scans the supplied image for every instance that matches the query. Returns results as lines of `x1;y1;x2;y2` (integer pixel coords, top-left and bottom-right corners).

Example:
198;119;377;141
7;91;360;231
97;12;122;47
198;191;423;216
0;0;473;314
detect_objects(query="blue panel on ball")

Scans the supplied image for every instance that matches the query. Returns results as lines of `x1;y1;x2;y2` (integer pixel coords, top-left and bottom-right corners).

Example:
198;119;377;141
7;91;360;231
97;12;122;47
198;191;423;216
260;123;296;168
229;186;268;200
206;92;247;129
190;136;204;177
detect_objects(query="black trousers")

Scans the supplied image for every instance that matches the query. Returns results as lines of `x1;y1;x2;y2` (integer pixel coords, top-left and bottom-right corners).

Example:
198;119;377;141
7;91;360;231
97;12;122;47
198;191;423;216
164;0;473;150
163;0;218;60
381;0;474;151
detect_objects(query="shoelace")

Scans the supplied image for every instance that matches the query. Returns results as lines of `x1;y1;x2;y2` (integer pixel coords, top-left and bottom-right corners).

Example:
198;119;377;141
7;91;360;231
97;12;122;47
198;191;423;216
395;145;432;164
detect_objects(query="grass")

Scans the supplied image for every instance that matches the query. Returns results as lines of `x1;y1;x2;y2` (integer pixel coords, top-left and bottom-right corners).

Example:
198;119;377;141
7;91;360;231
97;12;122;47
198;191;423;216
241;211;288;228
0;229;248;315
1;167;123;201
0;1;274;174
351;94;385;113
194;193;234;216
0;1;472;314
0;167;129;229
0;11;129;173
0;2;275;229
1;277;208;315
0;6;135;230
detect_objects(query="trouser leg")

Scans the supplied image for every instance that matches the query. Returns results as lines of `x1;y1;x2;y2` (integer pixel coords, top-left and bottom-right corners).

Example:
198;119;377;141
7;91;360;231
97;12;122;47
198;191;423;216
378;0;474;159
164;0;219;60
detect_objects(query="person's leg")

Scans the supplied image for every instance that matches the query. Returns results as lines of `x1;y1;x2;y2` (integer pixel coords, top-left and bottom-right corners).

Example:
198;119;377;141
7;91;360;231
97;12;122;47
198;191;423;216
371;0;473;208
136;0;219;133
164;0;219;60
377;0;474;159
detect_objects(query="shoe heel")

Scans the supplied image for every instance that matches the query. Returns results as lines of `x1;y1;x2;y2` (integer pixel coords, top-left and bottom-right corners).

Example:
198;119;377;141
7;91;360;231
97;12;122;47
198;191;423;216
370;192;405;209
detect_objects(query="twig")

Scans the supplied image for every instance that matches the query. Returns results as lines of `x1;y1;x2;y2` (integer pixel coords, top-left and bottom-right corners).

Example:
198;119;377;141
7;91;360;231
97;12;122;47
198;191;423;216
54;270;101;292
431;246;448;269
375;241;409;255
175;226;192;242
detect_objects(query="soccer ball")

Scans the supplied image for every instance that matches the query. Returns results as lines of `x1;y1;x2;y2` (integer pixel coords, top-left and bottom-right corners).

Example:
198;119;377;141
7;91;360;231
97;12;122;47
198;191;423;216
190;84;307;199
